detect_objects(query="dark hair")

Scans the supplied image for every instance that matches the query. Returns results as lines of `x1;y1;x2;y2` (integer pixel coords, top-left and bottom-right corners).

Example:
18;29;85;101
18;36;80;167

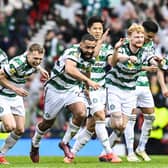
81;33;96;42
87;16;104;28
142;20;158;33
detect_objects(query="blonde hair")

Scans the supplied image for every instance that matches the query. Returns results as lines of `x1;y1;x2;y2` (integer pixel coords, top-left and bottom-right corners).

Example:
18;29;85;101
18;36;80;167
28;43;45;54
127;23;144;36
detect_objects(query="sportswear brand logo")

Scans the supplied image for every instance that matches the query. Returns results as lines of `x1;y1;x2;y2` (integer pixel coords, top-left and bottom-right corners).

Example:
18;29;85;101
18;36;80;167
0;106;4;113
110;104;115;110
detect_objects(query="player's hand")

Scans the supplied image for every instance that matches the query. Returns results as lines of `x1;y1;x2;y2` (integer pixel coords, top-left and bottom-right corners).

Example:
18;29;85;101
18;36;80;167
162;88;168;97
129;56;138;63
143;65;158;72
86;79;100;90
114;38;125;50
40;69;49;82
100;28;110;43
14;87;29;97
153;55;163;63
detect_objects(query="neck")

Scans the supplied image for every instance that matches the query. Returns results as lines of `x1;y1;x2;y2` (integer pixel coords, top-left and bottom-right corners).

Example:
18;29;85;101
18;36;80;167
129;44;139;54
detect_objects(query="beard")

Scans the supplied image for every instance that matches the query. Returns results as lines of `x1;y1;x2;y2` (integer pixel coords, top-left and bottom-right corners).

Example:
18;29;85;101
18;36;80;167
81;50;93;61
133;42;143;48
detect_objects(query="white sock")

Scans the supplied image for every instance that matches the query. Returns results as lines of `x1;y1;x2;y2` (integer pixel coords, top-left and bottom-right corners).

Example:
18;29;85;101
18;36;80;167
109;129;122;147
32;124;48;148
100;129;121;156
124;114;136;155
71;128;93;155
0;123;7;133
105;117;111;128
73;126;87;140
95;120;112;154
137;113;155;151
62;119;80;144
0;131;21;154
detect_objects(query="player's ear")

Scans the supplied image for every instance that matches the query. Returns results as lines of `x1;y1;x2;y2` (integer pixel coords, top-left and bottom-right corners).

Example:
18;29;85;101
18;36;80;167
80;41;83;48
87;28;90;34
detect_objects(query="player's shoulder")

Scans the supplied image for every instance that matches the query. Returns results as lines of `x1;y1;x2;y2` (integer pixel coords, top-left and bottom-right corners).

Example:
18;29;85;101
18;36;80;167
143;41;154;49
101;43;113;49
64;44;81;58
9;52;27;67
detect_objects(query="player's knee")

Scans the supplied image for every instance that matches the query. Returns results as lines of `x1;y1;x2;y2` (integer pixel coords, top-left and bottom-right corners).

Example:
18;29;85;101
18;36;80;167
15;128;25;135
94;111;105;121
115;124;125;132
38;122;51;131
76;110;86;119
4;123;16;132
120;125;126;132
111;113;122;129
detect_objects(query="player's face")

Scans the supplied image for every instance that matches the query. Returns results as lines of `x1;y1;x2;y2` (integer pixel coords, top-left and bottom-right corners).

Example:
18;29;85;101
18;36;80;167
27;51;44;67
80;40;96;60
87;22;103;40
144;31;155;43
129;31;144;48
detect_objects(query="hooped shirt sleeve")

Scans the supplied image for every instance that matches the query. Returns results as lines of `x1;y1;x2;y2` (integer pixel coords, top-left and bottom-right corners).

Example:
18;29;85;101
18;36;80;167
3;54;25;77
3;60;17;77
160;54;168;70
142;42;155;64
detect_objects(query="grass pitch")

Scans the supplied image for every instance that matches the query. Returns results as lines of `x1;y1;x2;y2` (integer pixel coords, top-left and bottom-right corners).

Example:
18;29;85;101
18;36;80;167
1;156;168;168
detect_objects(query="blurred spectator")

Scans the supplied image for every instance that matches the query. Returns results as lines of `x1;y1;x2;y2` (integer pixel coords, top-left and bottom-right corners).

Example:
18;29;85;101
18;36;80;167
0;12;10;50
81;0;110;17
44;29;66;72
113;0;138;24
109;14;125;47
72;9;86;41
7;44;18;59
55;0;81;25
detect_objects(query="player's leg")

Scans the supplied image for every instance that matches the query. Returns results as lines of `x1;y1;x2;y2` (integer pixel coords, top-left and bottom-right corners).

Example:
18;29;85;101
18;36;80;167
136;87;155;161
99;88;123;155
89;89;122;163
63;117;95;163
136;108;155;161
98;112;123;163
0;115;24;153
101;88;137;160
124;108;140;162
124;86;139;161
0;96;24;164
0;96;16;133
59;91;87;159
61;101;86;143
30;87;61;163
0;112;16;165
30;118;55;163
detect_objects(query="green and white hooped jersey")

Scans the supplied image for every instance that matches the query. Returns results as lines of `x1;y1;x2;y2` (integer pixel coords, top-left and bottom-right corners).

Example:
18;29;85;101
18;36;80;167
0;52;37;97
47;45;95;91
160;54;168;71
136;41;155;87
91;43;113;87
106;43;153;90
0;48;8;68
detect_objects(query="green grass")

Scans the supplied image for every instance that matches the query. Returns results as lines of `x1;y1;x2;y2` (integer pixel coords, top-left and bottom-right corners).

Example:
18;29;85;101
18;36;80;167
1;156;168;168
